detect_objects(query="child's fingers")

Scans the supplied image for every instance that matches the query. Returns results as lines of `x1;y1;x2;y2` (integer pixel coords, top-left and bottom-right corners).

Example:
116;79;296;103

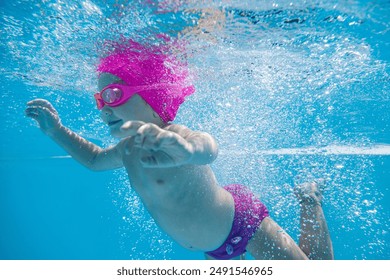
27;99;49;106
25;107;47;125
25;106;57;124
140;151;174;167
120;121;145;133
119;121;145;137
136;123;161;136
156;131;177;145
134;124;162;148
25;107;42;118
25;106;53;116
27;99;58;114
25;107;40;121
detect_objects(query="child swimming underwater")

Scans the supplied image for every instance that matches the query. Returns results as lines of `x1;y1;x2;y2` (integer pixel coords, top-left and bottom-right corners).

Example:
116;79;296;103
25;41;333;260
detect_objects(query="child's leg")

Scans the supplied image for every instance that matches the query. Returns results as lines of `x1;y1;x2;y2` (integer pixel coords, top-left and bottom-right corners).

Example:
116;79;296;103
247;181;334;260
246;217;309;259
295;181;334;260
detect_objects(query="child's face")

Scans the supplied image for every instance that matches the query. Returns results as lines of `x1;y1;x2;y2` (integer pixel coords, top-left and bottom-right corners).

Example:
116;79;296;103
97;73;157;138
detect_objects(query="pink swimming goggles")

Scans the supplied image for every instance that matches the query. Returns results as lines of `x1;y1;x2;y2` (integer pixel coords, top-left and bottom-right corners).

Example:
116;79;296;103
94;83;163;110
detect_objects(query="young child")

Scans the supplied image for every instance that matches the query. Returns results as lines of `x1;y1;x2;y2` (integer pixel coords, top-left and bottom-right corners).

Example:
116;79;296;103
25;41;333;260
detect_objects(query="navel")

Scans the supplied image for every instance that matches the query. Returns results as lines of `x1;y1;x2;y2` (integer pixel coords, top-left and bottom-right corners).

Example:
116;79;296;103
156;179;164;185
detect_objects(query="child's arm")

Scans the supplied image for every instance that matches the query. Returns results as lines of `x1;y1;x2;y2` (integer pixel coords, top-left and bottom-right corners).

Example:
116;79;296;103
25;99;123;171
118;121;218;167
165;124;219;165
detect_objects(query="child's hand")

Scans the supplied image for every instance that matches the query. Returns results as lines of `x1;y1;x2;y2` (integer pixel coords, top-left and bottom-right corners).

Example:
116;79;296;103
120;121;194;168
25;99;62;135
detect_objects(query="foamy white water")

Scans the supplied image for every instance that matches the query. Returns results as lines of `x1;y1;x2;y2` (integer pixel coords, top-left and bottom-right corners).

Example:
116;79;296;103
1;145;389;161
221;144;390;156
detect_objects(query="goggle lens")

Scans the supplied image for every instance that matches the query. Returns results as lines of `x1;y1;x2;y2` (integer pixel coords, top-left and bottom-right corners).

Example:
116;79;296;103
101;87;123;104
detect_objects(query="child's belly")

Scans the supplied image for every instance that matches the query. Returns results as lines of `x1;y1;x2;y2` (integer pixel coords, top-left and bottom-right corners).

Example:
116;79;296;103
124;162;235;251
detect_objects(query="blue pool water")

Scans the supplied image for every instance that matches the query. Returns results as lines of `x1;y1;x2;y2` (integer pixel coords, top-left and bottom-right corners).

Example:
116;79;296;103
0;0;389;260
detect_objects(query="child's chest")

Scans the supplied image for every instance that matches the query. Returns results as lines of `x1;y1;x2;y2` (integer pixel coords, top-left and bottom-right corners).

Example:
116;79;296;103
121;146;190;198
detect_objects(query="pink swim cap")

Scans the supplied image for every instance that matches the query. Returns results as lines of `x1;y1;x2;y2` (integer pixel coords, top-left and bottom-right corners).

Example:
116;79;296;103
97;40;195;123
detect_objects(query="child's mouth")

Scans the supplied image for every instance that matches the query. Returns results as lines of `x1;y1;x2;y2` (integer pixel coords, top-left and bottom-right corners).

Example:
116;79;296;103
108;120;122;126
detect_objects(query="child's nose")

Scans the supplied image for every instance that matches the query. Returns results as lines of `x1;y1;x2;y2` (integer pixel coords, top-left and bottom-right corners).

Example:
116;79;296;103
101;106;113;117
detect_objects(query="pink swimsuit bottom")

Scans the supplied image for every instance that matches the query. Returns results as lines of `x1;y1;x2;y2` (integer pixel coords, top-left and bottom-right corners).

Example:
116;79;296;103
206;184;269;260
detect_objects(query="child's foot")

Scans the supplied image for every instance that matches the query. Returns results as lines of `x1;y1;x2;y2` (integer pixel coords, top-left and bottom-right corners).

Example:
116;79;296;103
294;180;324;206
